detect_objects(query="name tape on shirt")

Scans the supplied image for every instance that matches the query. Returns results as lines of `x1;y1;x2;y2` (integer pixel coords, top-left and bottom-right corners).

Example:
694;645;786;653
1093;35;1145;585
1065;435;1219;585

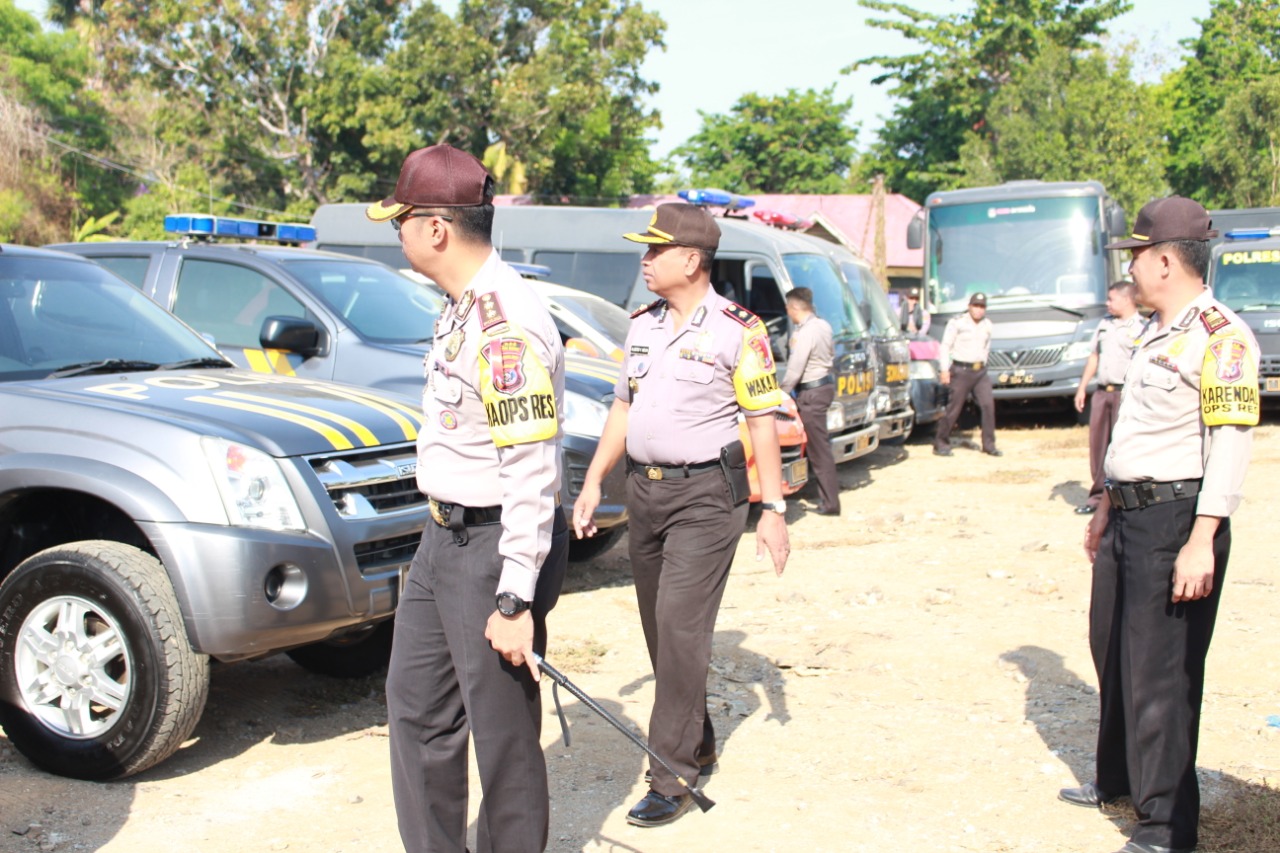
733;326;783;411
479;331;558;447
1200;325;1259;427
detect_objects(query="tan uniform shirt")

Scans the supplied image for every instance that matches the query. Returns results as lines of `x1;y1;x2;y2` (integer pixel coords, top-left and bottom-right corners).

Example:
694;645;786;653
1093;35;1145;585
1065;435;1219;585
1104;289;1259;517
779;315;834;393
615;289;784;465
1090;312;1145;385
418;251;565;600
939;313;993;371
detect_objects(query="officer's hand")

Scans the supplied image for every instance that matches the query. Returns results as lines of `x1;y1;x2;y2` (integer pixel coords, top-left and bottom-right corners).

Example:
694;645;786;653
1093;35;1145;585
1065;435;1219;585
1073;387;1087;413
756;510;790;576
1171;538;1215;602
573;481;602;539
939;369;951;386
485;610;539;681
1083;508;1109;563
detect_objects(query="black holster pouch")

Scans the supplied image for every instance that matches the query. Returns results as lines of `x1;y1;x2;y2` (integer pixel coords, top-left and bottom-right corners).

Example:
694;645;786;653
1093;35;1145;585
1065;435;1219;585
719;440;750;507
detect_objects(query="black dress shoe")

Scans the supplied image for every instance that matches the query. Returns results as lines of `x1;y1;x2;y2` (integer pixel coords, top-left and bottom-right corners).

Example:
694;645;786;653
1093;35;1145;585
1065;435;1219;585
983;448;1003;457
1115;842;1195;853
814;507;841;516
645;753;718;784
933;447;953;457
1058;781;1118;807
1074;503;1097;515
625;790;694;827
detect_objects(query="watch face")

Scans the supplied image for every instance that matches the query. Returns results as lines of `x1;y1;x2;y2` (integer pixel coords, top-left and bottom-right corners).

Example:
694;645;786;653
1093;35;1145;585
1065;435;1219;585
496;592;528;615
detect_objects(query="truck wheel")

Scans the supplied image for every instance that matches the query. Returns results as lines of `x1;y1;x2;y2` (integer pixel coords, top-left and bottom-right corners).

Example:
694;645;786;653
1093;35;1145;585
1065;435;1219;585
568;526;622;562
286;619;394;678
0;542;209;781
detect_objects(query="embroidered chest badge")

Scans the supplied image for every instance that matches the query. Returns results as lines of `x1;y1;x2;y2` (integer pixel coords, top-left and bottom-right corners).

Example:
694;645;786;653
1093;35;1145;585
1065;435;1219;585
1149;354;1179;373
679;348;716;365
444;328;465;361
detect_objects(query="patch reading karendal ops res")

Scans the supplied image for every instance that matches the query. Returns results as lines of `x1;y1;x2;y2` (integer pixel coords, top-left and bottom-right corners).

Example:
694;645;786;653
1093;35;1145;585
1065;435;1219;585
1200;321;1260;427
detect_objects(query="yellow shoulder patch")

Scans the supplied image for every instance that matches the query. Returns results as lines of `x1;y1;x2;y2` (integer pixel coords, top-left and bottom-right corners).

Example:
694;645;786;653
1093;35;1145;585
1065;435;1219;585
478;328;558;447
732;325;783;411
1200;327;1259;427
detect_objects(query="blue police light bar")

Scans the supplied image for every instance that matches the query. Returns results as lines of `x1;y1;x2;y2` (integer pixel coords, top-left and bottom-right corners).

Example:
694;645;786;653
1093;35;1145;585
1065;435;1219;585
678;188;756;211
1224;227;1280;240
164;214;317;243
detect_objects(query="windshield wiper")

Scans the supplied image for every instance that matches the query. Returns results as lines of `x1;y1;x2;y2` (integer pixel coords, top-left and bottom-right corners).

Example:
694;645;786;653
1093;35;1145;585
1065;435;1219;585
1240;303;1280;312
161;357;234;370
47;359;163;379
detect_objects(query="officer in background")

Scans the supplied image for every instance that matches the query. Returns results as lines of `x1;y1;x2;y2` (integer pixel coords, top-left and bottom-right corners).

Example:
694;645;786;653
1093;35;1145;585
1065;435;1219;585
1063;197;1258;853
367;144;569;853
573;202;790;828
1072;281;1144;515
780;287;840;516
899;286;931;336
933;292;1000;457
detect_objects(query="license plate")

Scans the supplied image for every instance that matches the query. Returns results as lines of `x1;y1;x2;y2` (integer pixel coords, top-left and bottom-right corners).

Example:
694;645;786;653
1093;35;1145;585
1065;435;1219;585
1267;377;1280;392
997;369;1035;385
784;458;808;487
856;433;873;450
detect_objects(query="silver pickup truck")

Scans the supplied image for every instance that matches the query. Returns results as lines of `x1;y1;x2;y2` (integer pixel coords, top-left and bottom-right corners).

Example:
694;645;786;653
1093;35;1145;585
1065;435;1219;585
0;244;430;780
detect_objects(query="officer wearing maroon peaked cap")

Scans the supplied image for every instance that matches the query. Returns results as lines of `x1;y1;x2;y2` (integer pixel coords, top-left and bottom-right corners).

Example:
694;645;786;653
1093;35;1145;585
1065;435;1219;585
370;144;569;853
573;202;791;828
1062;197;1259;853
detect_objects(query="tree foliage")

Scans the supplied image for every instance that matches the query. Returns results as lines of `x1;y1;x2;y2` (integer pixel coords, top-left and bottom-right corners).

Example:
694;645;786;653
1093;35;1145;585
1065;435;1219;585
1199;74;1280;208
847;0;1130;201
1161;0;1280;207
674;87;857;194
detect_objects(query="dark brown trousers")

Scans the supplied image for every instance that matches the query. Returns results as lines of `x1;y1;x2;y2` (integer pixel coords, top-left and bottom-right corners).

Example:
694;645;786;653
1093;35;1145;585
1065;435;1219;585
796;384;839;512
934;364;996;452
1086;388;1123;507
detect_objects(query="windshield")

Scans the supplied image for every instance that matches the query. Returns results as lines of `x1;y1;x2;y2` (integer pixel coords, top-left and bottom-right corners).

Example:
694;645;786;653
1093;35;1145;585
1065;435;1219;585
927;195;1108;311
549;291;631;346
1212;248;1280;311
280;259;443;343
783;253;867;338
841;262;898;336
0;255;222;382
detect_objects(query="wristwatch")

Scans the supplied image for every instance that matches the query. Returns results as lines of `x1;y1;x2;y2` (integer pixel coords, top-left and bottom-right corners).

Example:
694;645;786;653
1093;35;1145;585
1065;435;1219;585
495;591;531;617
760;500;787;514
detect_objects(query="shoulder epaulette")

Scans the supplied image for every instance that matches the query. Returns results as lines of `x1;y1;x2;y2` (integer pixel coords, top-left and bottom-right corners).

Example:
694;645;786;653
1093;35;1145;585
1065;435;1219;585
723;302;761;328
1200;306;1231;335
630;299;665;319
478;291;509;333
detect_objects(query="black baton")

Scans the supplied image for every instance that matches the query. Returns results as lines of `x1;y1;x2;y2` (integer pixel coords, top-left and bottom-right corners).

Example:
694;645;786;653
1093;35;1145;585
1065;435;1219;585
532;652;715;812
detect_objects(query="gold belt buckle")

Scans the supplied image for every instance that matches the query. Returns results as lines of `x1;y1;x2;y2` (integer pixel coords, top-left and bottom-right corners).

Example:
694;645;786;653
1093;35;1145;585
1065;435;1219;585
645;466;663;480
429;498;448;527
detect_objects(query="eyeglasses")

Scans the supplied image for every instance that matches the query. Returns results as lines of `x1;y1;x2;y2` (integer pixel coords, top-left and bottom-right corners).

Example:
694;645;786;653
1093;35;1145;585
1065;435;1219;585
392;212;454;232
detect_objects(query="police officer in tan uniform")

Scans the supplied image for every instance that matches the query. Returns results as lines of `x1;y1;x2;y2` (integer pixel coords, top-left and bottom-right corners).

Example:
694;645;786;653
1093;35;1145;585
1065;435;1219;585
1061;198;1259;853
1073;281;1144;514
368;144;569;853
573;202;790;828
934;292;1000;457
780;287;840;515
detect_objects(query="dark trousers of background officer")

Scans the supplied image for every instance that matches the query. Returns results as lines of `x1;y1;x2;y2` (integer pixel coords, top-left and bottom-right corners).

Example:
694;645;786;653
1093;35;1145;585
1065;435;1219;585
628;469;749;796
1090;499;1229;850
934;363;996;452
388;508;568;853
1084;388;1122;509
796;383;839;513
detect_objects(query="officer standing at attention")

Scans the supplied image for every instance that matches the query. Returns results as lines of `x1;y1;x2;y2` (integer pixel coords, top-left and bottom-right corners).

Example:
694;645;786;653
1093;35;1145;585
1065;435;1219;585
780;287;840;516
367;144;569;853
572;202;790;828
933;292;1000;457
1072;281;1144;515
1062;197;1259;853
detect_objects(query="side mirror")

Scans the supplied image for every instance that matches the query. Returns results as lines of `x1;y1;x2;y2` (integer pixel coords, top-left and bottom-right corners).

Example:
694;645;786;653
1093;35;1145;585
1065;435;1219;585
260;316;323;358
906;211;924;250
1108;206;1127;239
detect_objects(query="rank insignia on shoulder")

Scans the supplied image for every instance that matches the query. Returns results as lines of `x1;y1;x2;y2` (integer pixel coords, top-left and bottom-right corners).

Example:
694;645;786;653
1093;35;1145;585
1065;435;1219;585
1200;306;1231;334
631;299;666;319
723;302;760;328
479;292;508;333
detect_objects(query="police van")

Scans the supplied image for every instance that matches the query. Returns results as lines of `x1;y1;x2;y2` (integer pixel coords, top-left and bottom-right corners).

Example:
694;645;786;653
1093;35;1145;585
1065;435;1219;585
50;217;630;561
311;194;882;465
1207;225;1280;398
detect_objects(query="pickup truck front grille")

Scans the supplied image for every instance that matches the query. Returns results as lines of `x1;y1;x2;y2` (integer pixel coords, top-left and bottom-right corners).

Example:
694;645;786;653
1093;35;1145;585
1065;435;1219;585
989;344;1066;370
308;443;427;519
355;533;421;575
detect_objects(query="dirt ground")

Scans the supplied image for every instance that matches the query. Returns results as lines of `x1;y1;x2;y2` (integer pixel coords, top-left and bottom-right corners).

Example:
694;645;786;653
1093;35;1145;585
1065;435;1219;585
2;415;1278;853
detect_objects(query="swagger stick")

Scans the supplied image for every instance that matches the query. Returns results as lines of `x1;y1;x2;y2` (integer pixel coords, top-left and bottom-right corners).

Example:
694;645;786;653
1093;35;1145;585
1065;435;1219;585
532;653;715;812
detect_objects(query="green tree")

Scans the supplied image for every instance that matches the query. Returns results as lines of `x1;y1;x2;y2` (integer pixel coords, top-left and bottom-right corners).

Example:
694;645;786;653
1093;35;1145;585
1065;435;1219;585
674;87;857;194
1161;0;1280;206
1199;74;1280;208
847;0;1130;201
956;43;1168;216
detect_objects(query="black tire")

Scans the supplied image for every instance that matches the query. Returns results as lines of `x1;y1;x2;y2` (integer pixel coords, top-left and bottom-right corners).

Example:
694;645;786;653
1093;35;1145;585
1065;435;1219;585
0;541;209;781
286;619;394;678
567;526;622;562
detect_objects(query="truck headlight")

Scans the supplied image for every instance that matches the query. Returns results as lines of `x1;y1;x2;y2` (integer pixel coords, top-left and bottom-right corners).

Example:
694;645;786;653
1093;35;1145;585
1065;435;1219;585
909;360;938;380
202;437;305;531
826;403;846;432
1063;340;1094;362
564;389;609;438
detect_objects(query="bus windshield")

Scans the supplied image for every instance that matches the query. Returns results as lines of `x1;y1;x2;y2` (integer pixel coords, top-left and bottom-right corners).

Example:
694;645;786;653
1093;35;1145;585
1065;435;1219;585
783;253;867;338
927;196;1108;312
1213;250;1280;312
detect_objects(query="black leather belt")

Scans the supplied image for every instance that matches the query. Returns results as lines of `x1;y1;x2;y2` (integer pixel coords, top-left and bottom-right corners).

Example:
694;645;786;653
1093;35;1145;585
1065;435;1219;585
428;497;502;528
1099;383;1123;393
797;375;834;391
954;361;985;370
1104;479;1201;511
626;456;720;481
